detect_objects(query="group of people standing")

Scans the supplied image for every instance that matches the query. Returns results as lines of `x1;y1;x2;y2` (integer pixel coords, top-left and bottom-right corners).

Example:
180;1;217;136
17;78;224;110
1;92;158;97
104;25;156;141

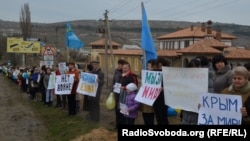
4;53;250;126
181;54;250;125
111;54;250;127
6;60;105;123
52;61;104;121
112;57;171;128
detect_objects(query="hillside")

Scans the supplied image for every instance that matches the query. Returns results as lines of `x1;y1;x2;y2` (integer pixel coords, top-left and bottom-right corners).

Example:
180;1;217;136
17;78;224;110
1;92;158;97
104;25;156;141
1;19;250;47
1;19;250;65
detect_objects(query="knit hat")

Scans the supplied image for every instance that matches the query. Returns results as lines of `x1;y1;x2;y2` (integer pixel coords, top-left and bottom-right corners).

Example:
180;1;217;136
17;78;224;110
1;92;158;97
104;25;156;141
126;83;137;92
68;62;75;66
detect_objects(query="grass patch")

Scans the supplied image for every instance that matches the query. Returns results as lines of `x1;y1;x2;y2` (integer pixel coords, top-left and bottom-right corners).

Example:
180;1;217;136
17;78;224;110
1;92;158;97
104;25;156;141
30;101;98;141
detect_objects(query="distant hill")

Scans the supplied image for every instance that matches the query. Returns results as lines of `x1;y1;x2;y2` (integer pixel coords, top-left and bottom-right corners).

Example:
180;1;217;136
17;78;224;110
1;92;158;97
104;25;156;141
1;19;250;49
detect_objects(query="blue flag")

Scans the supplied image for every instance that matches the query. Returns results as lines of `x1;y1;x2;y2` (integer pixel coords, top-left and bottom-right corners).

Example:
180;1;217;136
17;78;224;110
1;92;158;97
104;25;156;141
66;22;84;49
141;2;157;69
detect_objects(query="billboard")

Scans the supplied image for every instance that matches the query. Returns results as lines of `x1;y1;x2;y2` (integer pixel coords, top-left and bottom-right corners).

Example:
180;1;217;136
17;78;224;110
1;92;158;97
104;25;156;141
7;37;41;53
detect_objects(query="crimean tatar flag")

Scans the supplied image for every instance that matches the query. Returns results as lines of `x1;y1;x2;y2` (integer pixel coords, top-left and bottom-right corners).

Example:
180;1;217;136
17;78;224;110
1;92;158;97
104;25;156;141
141;2;157;69
66;22;84;49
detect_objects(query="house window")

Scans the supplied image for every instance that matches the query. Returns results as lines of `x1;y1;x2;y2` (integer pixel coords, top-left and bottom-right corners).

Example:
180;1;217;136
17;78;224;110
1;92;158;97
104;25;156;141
171;41;174;49
184;40;189;47
178;40;181;49
167;41;170;49
135;58;138;71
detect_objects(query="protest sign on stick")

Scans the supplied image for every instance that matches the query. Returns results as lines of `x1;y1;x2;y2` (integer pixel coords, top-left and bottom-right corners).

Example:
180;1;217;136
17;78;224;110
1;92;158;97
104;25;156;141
76;72;98;97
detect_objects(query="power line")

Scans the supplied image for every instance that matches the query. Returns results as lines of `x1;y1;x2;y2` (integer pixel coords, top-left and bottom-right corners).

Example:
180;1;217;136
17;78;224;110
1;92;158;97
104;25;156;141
160;0;218;19
111;0;151;20
151;0;197;16
109;0;133;13
171;0;238;21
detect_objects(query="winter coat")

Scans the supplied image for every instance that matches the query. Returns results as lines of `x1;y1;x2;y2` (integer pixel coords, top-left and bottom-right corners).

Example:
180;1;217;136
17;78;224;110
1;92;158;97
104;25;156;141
119;71;138;104
213;65;232;93
43;72;55;90
66;68;79;95
221;82;250;125
124;91;140;119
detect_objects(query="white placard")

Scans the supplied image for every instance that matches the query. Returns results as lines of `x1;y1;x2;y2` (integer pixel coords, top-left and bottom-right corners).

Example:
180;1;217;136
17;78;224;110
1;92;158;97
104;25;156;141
162;67;208;113
135;70;162;106
76;72;98;97
198;93;242;125
55;74;75;95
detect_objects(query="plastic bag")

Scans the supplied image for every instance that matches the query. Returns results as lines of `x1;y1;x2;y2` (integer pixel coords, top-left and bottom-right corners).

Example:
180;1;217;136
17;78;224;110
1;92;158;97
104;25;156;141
106;92;116;110
167;106;181;117
167;106;177;117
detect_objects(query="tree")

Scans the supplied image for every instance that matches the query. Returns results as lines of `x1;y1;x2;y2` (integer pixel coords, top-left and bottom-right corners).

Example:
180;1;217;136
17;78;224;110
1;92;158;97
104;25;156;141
19;3;32;66
20;3;32;39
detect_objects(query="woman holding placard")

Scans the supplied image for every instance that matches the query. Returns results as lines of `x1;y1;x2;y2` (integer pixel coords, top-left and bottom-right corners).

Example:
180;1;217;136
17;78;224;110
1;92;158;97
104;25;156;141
221;66;250;125
139;59;156;125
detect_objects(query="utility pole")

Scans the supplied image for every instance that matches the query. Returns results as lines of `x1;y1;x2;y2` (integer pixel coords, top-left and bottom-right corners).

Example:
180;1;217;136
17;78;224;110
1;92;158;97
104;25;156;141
105;10;115;73
55;26;58;64
101;10;115;88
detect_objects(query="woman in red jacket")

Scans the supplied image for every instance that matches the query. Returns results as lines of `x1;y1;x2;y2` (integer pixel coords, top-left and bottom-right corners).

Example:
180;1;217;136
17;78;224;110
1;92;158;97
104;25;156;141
66;62;79;116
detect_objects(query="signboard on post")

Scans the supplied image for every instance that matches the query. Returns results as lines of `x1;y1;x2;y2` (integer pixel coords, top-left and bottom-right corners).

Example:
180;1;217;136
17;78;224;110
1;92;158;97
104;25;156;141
40;60;54;68
44;55;54;61
43;46;54;55
7;37;40;53
43;46;54;65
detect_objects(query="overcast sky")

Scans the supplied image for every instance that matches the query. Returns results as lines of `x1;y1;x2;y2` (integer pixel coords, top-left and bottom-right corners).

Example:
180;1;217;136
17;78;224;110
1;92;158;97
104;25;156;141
0;0;249;25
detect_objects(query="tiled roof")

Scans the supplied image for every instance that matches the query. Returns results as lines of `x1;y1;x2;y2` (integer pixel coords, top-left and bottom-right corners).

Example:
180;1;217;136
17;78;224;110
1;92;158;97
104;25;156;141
97;49;142;55
157;50;181;57
177;39;222;54
89;38;121;46
157;26;237;40
195;38;228;49
224;47;250;59
98;49;182;57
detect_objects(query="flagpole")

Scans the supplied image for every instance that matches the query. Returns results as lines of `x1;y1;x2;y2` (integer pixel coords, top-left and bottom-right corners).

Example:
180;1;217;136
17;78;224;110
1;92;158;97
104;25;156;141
143;50;146;70
67;46;69;62
142;2;147;70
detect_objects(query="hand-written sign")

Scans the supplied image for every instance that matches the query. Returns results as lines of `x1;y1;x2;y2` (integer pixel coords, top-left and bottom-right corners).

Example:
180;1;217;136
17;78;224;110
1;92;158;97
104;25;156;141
76;72;98;97
135;70;162;106
55;74;74;95
58;62;67;74
198;93;242;125
113;83;121;93
162;67;208;113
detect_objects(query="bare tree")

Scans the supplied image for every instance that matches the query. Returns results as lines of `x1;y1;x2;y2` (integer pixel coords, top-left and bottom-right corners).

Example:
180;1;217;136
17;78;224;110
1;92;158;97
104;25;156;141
20;3;31;40
19;3;32;66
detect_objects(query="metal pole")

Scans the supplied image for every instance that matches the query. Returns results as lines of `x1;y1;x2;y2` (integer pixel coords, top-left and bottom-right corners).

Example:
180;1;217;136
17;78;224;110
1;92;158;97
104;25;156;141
104;13;109;88
67;47;69;62
22;54;25;67
105;10;115;73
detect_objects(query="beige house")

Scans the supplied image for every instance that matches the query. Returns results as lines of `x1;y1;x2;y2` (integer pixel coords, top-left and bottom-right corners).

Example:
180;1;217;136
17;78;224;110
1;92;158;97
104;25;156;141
89;38;120;50
97;49;143;76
